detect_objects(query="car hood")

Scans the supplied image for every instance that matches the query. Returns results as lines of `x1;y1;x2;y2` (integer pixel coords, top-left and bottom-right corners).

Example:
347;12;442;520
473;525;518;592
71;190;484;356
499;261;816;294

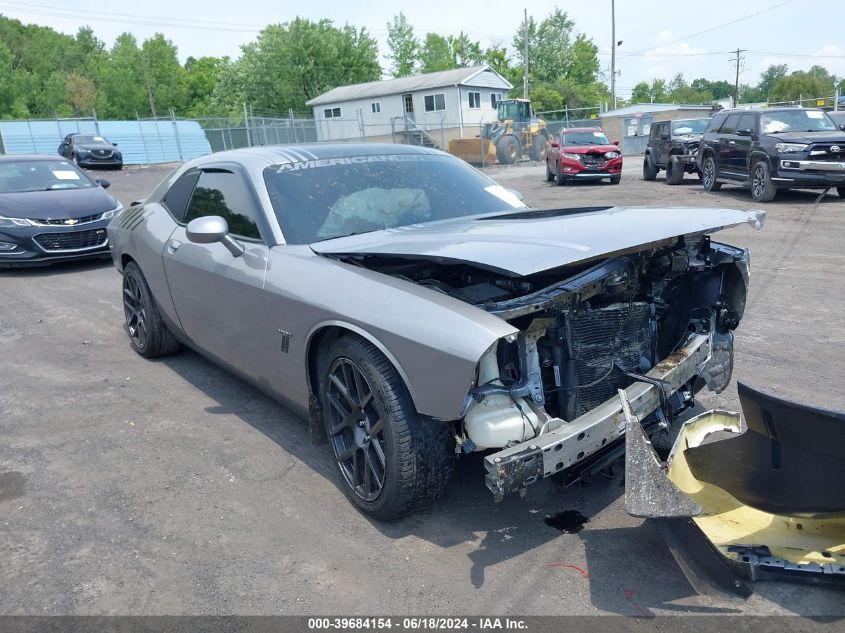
312;206;765;277
79;144;118;151
768;131;845;144
561;145;619;154
0;187;117;219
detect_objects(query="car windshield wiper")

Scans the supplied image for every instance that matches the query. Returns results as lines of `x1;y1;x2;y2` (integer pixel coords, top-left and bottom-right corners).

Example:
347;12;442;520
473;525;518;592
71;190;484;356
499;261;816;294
311;228;382;243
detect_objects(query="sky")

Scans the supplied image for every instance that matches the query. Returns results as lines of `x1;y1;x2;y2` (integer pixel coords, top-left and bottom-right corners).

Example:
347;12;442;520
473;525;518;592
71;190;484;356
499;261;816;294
2;0;844;98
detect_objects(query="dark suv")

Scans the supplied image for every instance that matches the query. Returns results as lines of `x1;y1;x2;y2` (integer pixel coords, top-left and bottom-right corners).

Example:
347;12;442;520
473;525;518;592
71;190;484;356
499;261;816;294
643;118;710;184
697;107;845;202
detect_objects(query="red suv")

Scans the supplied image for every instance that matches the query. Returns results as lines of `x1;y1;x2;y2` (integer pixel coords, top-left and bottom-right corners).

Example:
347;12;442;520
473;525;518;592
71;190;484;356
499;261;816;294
545;127;623;185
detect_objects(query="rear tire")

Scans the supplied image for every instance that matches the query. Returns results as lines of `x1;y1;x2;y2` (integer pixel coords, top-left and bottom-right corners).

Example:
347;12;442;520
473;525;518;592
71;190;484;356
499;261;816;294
666;156;685;185
530;134;547;161
122;262;181;358
837;186;845;198
496;135;520;164
750;160;777;202
321;336;454;521
700;155;722;192
642;155;658;181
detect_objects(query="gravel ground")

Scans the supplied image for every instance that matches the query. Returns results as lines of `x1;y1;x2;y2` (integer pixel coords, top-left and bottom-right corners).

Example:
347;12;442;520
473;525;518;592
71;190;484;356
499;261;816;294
1;157;843;618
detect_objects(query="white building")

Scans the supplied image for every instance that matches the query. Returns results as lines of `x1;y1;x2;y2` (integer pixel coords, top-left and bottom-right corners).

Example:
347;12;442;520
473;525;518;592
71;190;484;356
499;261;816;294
306;65;513;148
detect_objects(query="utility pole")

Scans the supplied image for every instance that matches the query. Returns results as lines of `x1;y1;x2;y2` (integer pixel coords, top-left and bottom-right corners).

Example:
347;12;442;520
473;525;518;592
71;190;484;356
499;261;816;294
611;0;616;110
523;8;529;100
140;54;157;118
730;48;746;108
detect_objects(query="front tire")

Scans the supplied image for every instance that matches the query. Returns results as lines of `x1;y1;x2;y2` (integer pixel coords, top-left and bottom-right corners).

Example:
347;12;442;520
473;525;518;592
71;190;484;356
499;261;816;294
122;262;181;358
496;135;520;164
701;155;722;192
642;155;658;181
321;336;454;521
750;160;777;202
837;186;845;198
666;156;685;185
545;160;555;182
555;163;567;186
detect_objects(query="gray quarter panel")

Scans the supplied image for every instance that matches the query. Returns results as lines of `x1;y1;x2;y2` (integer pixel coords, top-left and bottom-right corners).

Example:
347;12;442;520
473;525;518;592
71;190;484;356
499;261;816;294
262;246;518;420
109;202;180;327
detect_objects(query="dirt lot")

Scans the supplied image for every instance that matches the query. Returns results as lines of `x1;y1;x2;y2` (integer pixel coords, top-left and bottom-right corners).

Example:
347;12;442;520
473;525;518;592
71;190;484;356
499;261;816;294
1;158;843;618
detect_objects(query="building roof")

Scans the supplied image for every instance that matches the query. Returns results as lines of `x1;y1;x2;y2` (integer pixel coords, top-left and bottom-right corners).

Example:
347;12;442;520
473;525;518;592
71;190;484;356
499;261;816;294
600;103;713;118
306;65;513;106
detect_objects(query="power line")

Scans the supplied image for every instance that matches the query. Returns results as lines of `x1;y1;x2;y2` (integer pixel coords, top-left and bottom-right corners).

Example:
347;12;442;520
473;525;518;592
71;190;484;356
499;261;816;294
620;0;795;58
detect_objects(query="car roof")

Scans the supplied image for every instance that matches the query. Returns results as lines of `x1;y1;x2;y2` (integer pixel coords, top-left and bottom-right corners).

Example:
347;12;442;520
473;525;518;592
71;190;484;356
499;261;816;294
181;143;446;171
561;127;602;133
0;154;76;163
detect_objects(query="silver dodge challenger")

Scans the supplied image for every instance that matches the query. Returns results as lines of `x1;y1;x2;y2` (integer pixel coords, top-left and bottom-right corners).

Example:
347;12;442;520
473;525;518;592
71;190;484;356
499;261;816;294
108;144;764;520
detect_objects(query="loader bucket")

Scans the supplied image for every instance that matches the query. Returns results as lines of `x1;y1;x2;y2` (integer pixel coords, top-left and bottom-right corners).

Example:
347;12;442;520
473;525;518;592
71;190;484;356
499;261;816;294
447;138;496;165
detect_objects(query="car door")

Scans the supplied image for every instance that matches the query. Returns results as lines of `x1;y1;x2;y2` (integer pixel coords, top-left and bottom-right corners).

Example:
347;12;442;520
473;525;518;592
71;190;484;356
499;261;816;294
655;122;671;165
732;113;756;176
162;166;275;382
717;113;742;178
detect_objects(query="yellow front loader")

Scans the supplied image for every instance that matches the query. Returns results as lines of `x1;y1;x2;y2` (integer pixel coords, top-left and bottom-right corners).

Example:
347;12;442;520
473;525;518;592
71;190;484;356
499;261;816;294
448;99;549;165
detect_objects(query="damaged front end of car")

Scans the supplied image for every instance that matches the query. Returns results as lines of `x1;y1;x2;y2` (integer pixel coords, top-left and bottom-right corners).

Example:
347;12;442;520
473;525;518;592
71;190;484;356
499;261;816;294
457;234;755;500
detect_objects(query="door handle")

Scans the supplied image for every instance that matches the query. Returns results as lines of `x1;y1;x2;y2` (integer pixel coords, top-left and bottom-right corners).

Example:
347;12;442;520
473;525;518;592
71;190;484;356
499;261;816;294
167;239;181;253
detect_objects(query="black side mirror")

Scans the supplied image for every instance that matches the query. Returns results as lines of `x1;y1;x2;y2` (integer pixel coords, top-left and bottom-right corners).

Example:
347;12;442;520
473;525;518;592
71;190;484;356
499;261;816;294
95;178;111;189
736;128;753;137
112;142;118;146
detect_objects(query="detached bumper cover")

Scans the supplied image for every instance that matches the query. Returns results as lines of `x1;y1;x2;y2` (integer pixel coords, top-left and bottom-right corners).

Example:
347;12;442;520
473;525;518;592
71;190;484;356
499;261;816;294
624;382;845;594
484;332;713;500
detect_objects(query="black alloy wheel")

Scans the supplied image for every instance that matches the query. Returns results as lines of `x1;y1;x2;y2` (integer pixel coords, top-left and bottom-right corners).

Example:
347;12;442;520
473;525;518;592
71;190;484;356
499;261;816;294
325;357;387;502
123;273;147;350
701;155;721;191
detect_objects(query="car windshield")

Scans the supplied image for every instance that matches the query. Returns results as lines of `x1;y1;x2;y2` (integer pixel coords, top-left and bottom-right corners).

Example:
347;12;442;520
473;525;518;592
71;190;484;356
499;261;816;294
563;131;610;146
760;110;837;133
672;119;710;135
263;154;526;244
74;135;109;144
0;159;95;193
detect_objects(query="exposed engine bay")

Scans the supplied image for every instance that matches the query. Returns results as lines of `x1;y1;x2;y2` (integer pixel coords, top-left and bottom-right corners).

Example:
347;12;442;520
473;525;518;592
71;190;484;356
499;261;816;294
334;232;751;496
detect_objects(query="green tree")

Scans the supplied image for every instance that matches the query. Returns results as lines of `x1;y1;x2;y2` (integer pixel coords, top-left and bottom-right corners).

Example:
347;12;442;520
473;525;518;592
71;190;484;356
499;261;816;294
386;13;418;77
758;64;788;96
97;33;147;117
418;33;454;73
183;56;230;115
769;69;836;103
140;34;187;115
234;18;380;113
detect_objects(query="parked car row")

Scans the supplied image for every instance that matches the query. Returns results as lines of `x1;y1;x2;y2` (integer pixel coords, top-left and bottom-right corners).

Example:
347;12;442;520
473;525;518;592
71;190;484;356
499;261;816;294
641;107;845;202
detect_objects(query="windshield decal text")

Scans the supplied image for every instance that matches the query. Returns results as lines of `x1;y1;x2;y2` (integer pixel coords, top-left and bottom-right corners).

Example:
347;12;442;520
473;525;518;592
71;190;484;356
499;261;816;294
276;154;440;172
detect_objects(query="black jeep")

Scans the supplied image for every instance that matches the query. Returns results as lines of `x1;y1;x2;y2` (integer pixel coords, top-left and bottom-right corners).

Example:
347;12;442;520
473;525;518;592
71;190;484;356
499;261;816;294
697;107;845;202
642;118;710;184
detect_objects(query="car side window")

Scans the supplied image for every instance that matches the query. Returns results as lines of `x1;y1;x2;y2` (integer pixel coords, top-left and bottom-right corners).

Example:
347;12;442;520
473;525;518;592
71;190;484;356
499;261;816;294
737;114;756;134
720;114;740;134
184;169;262;240
705;113;725;133
162;170;200;222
